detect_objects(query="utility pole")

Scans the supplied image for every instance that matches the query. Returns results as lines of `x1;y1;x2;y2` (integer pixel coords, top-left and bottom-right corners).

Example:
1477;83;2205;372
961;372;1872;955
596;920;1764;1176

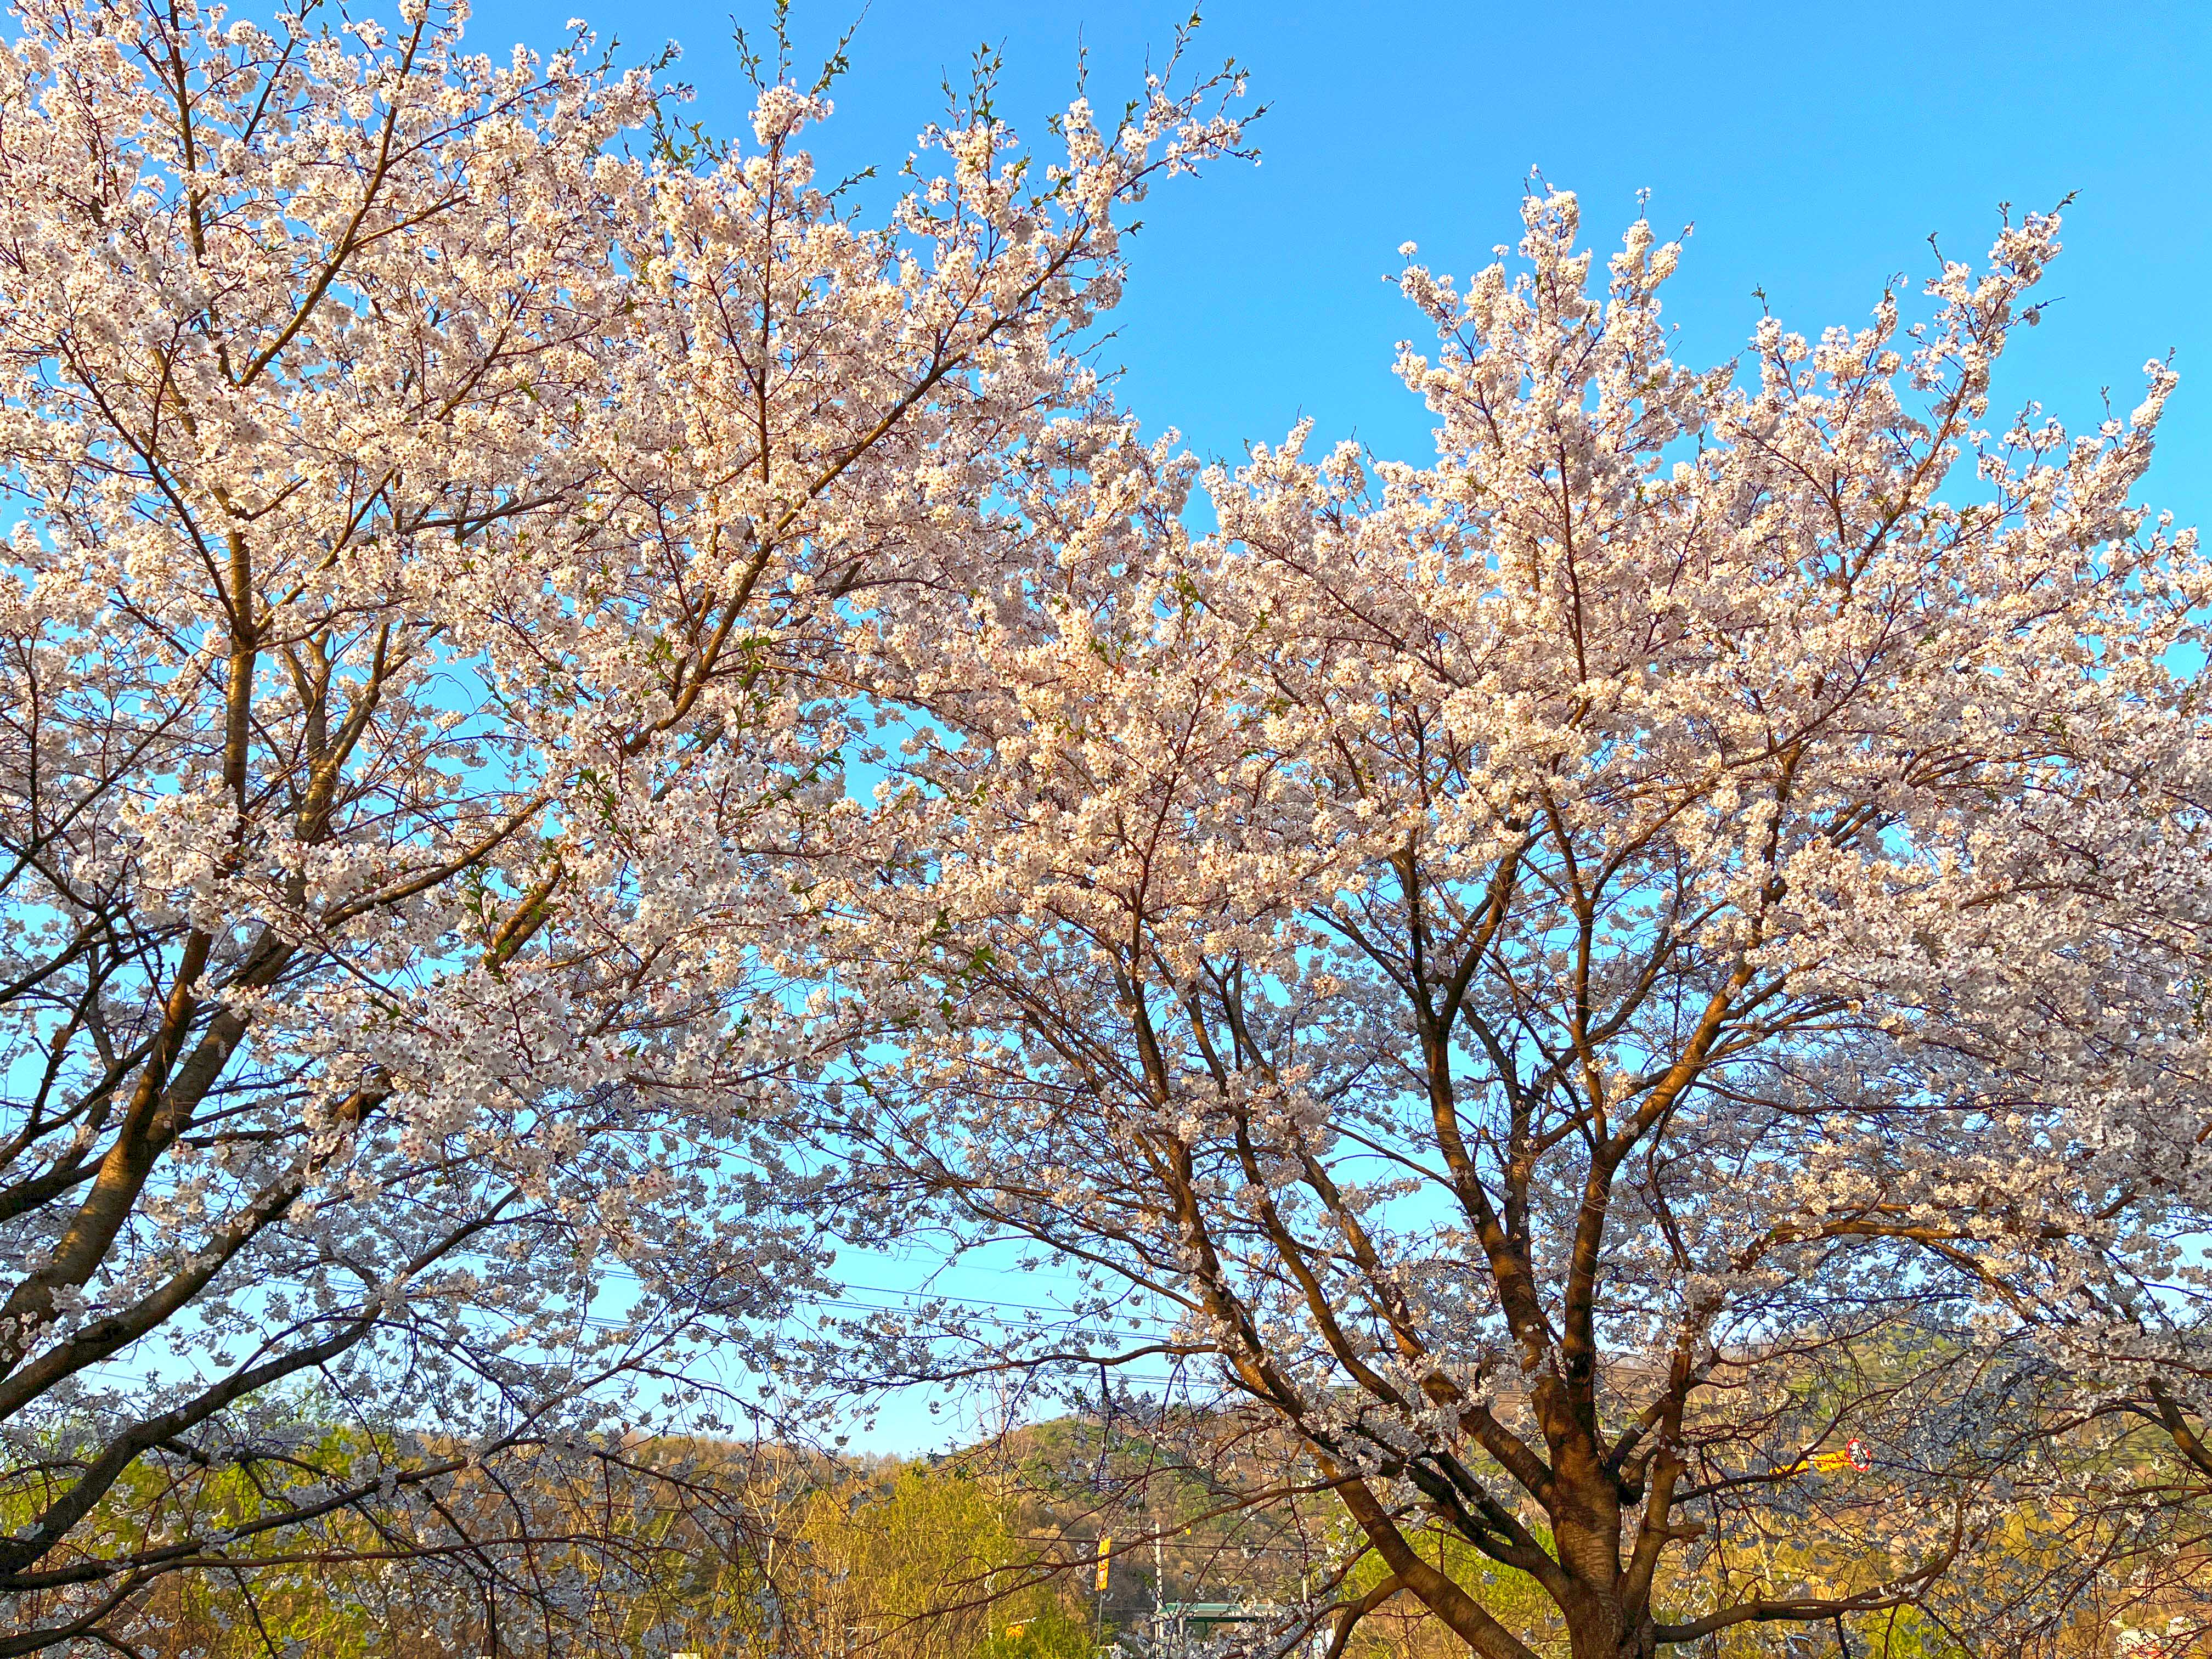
1153;1530;1165;1657
989;1372;1017;1653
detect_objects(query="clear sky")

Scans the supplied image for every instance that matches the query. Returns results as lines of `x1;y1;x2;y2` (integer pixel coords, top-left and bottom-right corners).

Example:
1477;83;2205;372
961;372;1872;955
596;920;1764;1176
464;0;2212;534
453;0;2212;1449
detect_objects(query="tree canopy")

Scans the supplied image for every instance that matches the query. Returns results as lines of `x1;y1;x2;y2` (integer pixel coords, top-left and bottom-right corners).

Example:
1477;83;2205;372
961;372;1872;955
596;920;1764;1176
2;3;2207;1656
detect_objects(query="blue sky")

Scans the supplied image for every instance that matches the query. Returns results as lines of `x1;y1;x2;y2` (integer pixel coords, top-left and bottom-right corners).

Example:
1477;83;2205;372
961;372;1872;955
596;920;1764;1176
465;0;2212;533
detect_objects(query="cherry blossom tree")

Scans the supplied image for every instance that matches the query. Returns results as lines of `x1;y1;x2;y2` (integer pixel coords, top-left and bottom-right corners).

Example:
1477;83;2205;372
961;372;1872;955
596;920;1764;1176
828;189;2212;1659
0;0;1246;1646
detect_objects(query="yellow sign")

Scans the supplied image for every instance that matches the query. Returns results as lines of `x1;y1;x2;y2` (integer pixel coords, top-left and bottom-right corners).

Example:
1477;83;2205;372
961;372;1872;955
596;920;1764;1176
1096;1538;1113;1593
1781;1438;1871;1476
